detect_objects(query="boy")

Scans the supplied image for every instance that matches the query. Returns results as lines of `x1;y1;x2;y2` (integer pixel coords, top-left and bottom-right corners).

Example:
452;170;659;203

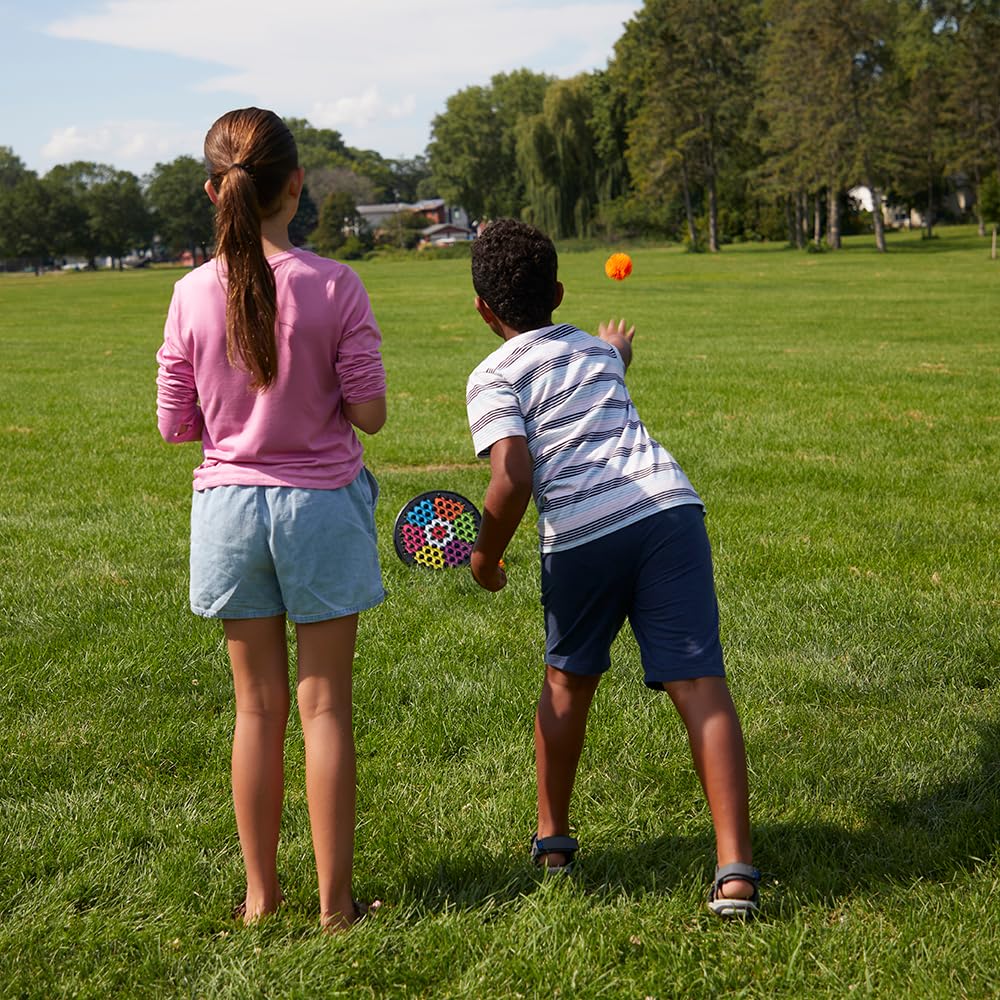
465;219;759;917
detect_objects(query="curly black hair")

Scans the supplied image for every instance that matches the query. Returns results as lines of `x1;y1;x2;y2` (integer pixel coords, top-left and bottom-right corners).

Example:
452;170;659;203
471;219;559;332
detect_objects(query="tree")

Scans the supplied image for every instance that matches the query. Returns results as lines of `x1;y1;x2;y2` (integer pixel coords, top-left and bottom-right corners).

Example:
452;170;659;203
0;175;53;270
388;155;434;202
758;0;855;248
943;3;1000;235
758;0;900;252
429;70;551;220
305;166;376;211
516;76;598;238
894;0;956;238
285;118;350;172
376;210;431;250
312;191;362;257
0;147;30;190
616;0;762;251
145;156;214;263
89;169;152;266
42;162;107;263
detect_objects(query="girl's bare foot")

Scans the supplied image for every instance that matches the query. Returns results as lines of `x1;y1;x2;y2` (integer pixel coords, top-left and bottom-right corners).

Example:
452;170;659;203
321;899;378;933
233;890;284;925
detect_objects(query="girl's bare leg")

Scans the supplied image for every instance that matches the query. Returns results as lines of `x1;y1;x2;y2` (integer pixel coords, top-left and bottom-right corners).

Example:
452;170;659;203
225;615;290;922
534;665;601;867
663;675;754;899
295;614;358;930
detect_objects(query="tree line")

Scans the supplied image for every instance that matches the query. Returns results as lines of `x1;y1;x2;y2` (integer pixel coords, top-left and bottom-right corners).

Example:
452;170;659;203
3;0;998;269
0;121;436;271
427;0;1000;251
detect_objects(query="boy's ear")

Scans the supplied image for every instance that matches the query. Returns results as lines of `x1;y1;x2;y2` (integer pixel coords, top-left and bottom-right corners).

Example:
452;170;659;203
554;280;565;311
474;295;496;325
474;295;506;338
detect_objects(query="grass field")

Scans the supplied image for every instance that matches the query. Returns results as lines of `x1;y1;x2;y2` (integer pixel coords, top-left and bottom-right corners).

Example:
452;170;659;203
1;227;998;998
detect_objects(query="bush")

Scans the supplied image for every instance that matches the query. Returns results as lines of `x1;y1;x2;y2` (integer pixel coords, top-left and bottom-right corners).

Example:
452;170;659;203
418;241;472;260
335;235;367;261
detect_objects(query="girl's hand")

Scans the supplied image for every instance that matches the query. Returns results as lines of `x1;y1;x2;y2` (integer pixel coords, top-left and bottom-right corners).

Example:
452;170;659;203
471;550;507;592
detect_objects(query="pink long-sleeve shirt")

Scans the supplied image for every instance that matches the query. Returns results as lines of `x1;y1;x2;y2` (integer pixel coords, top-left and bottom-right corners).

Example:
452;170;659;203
156;248;385;491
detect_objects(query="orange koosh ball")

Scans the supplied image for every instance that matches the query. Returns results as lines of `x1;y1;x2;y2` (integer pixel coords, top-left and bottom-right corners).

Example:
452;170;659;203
605;253;633;281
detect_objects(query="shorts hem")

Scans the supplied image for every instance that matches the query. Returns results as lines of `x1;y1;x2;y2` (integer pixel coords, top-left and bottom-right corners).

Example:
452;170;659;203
644;664;727;690
191;589;385;622
191;606;286;620
287;590;386;624
545;656;611;676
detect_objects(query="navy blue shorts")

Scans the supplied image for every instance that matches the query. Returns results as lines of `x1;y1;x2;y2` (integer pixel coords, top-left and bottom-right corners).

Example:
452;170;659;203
540;504;724;688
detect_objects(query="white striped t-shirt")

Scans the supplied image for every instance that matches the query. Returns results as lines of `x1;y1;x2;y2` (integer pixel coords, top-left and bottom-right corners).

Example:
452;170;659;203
466;323;702;553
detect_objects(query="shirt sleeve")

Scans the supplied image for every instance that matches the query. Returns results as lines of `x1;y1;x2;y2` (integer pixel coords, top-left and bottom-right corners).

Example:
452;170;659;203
334;269;386;404
155;288;204;443
466;366;526;458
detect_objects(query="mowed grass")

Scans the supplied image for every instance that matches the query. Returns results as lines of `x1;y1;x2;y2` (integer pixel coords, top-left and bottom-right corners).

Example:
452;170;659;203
1;227;998;998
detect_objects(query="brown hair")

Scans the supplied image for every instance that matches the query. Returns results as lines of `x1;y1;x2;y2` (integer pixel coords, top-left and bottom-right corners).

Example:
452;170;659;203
204;108;298;390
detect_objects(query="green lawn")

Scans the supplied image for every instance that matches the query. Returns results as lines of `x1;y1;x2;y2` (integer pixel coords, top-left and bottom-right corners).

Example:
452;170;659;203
1;228;998;998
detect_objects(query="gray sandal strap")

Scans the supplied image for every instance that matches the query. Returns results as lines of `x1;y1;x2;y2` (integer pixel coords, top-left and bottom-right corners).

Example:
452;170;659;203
714;862;760;885
532;835;579;856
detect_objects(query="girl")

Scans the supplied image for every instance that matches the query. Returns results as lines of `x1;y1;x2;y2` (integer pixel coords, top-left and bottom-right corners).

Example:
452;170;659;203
156;108;386;931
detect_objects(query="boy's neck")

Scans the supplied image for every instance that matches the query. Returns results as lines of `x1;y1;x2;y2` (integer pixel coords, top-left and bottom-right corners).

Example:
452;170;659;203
499;316;552;341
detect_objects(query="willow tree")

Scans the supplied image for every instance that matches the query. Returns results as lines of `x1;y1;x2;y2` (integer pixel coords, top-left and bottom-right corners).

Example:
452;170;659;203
429;70;550;222
516;75;598;238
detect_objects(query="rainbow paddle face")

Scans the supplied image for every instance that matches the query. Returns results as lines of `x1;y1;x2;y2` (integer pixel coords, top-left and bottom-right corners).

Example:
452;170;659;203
393;491;481;569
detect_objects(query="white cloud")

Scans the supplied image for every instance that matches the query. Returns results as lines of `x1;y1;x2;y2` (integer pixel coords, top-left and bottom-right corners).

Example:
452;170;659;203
40;121;204;174
44;1;638;154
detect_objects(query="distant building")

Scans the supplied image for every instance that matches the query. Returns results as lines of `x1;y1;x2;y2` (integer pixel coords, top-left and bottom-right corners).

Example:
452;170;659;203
421;222;474;246
357;199;469;232
850;178;975;229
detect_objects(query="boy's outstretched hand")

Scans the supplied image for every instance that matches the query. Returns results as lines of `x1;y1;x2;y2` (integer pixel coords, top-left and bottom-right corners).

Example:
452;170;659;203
598;318;635;370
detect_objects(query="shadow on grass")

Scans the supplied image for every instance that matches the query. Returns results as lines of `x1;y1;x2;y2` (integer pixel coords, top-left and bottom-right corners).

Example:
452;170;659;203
396;722;999;915
884;232;990;254
749;720;1000;902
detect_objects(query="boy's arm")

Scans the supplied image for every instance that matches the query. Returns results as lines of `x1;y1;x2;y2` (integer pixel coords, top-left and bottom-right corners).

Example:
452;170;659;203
471;434;533;592
598;318;636;370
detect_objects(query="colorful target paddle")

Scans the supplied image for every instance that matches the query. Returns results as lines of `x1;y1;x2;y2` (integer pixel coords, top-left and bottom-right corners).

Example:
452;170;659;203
393;491;482;569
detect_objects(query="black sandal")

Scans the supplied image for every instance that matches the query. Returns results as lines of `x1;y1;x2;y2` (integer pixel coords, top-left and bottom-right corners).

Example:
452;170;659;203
530;833;579;874
707;862;761;919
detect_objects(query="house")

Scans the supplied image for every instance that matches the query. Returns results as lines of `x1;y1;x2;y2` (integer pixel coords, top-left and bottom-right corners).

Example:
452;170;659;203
421;222;475;246
850;179;975;230
357;199;469;232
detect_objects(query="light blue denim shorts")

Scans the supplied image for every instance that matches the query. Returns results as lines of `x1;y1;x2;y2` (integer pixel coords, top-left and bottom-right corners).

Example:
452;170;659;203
189;468;385;623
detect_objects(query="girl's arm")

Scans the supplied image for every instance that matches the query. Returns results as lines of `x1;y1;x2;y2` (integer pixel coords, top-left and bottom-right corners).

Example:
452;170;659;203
344;395;386;435
156;296;204;443
471;434;533;592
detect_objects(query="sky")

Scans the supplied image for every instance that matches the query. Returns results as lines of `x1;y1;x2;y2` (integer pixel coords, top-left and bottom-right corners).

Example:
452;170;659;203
0;0;641;179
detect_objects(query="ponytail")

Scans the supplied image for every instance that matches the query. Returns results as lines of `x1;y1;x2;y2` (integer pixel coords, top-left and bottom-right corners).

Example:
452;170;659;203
204;109;299;391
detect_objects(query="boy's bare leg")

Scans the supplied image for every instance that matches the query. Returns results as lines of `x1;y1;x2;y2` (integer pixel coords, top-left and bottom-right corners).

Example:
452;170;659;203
295;614;358;931
225;615;290;922
663;675;754;899
535;665;601;867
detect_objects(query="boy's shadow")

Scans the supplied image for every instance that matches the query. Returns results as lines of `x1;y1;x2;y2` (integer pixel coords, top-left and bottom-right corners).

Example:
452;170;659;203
592;719;1000;904
398;721;999;913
